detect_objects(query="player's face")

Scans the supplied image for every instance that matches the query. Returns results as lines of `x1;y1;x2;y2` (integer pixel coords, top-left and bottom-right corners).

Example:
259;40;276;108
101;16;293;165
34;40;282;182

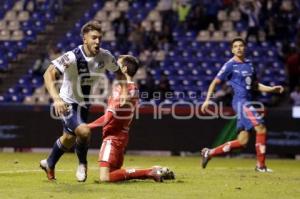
231;41;245;57
83;30;102;56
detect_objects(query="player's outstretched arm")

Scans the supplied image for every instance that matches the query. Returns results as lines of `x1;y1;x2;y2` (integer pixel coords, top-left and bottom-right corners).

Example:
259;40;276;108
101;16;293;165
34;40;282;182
258;83;284;94
43;64;68;116
201;78;220;113
88;111;113;129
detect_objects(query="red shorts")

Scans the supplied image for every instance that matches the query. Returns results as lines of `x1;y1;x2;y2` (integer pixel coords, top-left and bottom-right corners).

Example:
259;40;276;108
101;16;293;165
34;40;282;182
98;133;128;171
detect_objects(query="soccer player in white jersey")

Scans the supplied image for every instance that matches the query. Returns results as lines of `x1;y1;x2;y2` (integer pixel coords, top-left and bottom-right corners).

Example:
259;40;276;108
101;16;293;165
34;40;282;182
40;20;123;182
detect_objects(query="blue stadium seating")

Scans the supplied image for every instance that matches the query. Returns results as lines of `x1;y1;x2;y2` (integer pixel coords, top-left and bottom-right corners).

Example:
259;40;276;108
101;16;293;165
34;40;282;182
0;0;288;105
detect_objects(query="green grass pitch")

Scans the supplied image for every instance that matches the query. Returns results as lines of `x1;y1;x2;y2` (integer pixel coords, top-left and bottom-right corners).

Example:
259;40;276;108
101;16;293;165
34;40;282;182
0;152;299;199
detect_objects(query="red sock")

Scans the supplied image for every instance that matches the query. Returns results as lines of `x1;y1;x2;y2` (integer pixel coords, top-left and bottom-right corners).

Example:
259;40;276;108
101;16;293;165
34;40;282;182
209;140;243;156
109;168;152;182
256;133;266;167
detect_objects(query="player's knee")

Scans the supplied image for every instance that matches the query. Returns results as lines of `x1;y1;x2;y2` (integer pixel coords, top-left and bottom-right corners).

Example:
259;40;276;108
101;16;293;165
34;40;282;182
255;124;266;134
75;125;91;140
60;134;76;149
239;138;248;146
238;132;249;146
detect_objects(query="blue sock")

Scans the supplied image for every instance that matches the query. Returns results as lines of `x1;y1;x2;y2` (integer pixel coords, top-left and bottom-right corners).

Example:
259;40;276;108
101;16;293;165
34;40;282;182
47;139;68;169
75;140;88;165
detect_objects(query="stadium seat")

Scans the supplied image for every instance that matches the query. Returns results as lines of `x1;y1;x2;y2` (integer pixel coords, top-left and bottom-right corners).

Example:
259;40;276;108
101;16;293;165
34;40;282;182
7;20;20;31
217;10;227;21
10;30;23;41
103;1;115;12
229;10;241;21
116;1;129;12
17;11;30;22
0;94;9;103
0;29;10;40
24;29;37;41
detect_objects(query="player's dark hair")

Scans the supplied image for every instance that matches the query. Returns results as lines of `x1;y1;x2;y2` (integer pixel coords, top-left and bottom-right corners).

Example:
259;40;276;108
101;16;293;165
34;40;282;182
231;38;246;48
81;20;102;37
119;55;140;77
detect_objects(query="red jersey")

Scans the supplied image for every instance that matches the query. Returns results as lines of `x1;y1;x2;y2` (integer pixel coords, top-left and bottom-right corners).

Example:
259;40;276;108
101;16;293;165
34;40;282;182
103;82;139;137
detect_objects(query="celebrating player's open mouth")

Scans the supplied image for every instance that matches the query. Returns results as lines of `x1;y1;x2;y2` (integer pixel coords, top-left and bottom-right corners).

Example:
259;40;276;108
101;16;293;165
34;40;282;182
94;45;99;54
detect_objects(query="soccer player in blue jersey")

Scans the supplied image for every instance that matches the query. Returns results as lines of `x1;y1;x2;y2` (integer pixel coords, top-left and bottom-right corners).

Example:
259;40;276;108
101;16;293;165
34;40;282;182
40;20;124;181
201;38;284;172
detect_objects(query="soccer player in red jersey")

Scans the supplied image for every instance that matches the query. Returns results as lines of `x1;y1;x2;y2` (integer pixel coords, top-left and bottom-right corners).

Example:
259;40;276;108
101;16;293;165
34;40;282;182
88;55;175;182
201;38;284;172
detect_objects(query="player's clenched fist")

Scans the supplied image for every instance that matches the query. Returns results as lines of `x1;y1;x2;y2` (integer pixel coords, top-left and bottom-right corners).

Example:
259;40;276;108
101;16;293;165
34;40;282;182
201;100;210;113
271;85;284;94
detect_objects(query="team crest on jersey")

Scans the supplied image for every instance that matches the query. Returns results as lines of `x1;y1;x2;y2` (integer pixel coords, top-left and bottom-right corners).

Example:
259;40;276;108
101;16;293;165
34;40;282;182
78;62;88;73
96;61;105;69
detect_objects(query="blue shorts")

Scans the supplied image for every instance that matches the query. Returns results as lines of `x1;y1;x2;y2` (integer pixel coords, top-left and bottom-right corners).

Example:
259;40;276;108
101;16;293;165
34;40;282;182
233;101;264;132
61;104;89;135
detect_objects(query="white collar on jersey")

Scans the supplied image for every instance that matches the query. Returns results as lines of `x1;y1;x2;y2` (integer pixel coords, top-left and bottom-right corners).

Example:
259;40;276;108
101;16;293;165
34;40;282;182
79;45;99;59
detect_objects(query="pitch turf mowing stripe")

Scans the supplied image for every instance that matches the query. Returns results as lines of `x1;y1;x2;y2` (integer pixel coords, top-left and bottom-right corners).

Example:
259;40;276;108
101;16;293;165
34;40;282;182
0;169;72;174
0;167;110;174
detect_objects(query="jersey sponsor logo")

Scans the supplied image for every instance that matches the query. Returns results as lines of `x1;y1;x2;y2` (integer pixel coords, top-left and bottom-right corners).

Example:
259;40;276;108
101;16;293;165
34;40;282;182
58;54;70;68
79;67;88;73
242;71;251;76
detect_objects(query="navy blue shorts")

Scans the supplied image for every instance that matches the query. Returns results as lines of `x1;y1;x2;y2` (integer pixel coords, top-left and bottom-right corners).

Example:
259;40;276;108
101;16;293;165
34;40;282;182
233;101;264;132
61;104;89;135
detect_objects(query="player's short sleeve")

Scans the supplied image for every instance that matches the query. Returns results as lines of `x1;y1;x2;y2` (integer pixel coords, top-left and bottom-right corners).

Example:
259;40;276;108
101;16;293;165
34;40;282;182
103;50;119;72
51;51;76;73
215;62;233;82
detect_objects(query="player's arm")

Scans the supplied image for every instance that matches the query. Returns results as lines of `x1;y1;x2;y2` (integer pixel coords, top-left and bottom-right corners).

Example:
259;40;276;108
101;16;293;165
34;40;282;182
43;64;68;116
201;78;221;112
257;83;284;94
87;111;113;129
201;63;231;112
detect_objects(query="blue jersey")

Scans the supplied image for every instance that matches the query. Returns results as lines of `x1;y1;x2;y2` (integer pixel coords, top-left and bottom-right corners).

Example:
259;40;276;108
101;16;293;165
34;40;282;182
215;58;263;131
215;58;257;103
